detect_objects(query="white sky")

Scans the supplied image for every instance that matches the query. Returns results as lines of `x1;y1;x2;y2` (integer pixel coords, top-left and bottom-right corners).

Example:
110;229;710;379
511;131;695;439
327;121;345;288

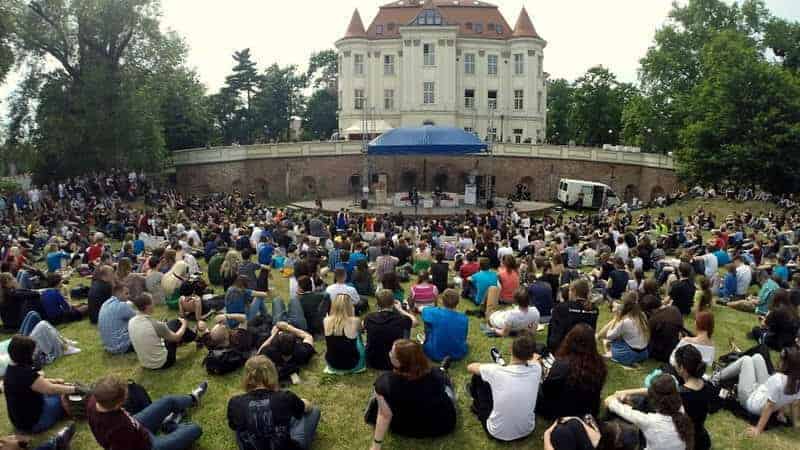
2;0;799;122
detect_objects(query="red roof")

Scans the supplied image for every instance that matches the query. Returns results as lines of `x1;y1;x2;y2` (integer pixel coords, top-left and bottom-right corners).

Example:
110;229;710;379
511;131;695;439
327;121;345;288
512;7;540;39
343;9;368;39
358;0;535;41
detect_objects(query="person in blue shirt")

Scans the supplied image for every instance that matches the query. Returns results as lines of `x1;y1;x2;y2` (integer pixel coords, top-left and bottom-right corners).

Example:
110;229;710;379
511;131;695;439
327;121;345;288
45;244;71;273
528;277;554;322
719;264;738;300
224;275;271;328
257;235;274;266
39;274;87;324
773;257;790;283
421;289;468;362
713;248;731;267
347;246;367;283
133;237;145;256
204;233;219;262
468;259;499;305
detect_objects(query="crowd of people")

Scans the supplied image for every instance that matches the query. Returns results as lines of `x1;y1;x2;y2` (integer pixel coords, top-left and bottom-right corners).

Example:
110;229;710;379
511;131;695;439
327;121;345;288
1;175;800;450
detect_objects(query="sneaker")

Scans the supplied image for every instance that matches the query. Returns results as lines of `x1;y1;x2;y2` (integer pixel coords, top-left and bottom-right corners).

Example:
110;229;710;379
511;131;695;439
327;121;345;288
53;422;77;450
161;411;184;433
490;347;505;366
709;368;724;386
440;356;452;372
191;380;209;406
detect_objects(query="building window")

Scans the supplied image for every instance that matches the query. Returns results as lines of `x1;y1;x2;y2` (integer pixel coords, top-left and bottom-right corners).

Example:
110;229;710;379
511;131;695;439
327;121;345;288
384;55;395;75
537;91;543;114
487;127;497;143
514;90;524;110
417;9;442;25
514;53;524;75
464;89;475;109
354;89;365;110
423;82;435;104
464;53;475;74
488;90;497;110
464;127;474;134
488;55;498;75
354;54;364;75
423;43;435;66
536;129;542;142
496;25;503;34
376;24;384;35
474;23;483;33
513;128;524;144
384;89;394;111
488;23;496;32
538;55;544;77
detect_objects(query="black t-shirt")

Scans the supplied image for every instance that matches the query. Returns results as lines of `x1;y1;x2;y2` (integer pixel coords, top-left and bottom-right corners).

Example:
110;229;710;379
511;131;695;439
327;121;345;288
227;389;305;450
430;262;449;293
549;418;596;450
299;292;329;336
680;382;718;450
647;306;684;363
88;279;113;324
392;246;412;266
364;310;413;370
4;365;44;431
668;279;696;315
374;370;456;438
547;300;599;351
607;270;629;300
538;359;603;420
261;341;316;380
765;307;800;349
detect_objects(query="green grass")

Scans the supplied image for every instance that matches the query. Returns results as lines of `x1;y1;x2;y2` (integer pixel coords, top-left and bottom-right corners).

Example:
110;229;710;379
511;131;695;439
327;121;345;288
1;198;799;449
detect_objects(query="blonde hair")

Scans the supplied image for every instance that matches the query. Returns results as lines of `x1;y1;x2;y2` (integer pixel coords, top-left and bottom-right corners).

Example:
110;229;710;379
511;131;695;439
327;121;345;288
326;294;354;336
243;355;279;392
161;260;189;295
220;250;243;279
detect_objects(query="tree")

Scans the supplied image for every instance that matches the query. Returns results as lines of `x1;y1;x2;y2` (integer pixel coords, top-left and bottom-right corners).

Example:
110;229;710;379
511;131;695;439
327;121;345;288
156;68;213;150
0;1;14;86
306;49;338;90
764;17;800;71
226;49;259;111
569;66;636;146
208;87;242;146
252;64;306;142
545;78;573;145
9;0;185;179
677;31;800;193
302;89;337;140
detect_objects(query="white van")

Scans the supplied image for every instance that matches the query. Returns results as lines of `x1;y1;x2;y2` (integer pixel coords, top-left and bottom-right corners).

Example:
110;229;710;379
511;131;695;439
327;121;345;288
557;178;620;209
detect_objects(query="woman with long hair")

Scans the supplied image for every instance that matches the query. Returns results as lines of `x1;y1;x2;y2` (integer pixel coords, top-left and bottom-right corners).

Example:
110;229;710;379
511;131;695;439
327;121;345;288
606;374;695;450
115;257;133;285
366;339;456;446
670;311;716;369
408;270;439;311
597;292;650;366
712;346;800;437
538;323;608;419
220;249;244;291
227;355;320;450
323;294;365;373
161;260;189;307
380;271;405;302
750;289;800;351
498;254;520;304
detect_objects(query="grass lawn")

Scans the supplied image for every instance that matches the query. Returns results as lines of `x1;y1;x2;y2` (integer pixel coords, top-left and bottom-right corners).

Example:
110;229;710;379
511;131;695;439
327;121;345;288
1;198;799;449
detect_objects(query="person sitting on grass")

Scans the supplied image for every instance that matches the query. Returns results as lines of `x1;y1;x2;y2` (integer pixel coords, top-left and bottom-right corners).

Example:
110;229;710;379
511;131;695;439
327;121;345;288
325;268;364;314
711;346;800;437
421;288;469;362
87;265;114;324
596;292;650;366
408;271;438;312
352;259;375;297
484;286;540;337
366;339;457;448
87;375;207;450
467;333;543;442
227;355;321;450
546;279;599;352
224;275;270;329
468;258;499;309
39;273;87;325
748;289;800;351
129;293;197;370
364;289;418;371
257;321;316;382
0;423;76;450
728;270;778;315
669;311;716;370
605;374;694;450
323;294;365;374
98;282;136;354
296;275;330;336
3;335;84;434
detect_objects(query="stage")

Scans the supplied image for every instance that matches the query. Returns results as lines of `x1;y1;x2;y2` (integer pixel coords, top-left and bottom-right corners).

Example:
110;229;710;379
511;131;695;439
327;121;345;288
289;193;556;218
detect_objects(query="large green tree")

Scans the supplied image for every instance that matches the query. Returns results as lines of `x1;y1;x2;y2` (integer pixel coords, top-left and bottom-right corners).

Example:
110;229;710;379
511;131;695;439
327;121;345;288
677;31;800;192
569;66;636;146
302;89;337;140
306;49;338;90
0;1;14;86
545;78;573;145
252;64;306;142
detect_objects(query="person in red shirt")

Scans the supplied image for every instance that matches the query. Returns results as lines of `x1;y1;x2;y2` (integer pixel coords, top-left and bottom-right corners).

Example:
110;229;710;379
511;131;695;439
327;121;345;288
87;233;105;264
365;216;376;232
459;252;481;299
87;376;207;450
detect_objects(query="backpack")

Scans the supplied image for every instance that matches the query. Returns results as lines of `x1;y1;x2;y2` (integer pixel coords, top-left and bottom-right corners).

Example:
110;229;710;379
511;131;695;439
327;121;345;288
123;380;152;415
203;348;248;375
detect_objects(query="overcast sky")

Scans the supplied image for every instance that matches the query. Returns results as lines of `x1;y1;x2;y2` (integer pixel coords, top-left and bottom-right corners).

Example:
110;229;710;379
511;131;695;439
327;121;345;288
2;0;800;121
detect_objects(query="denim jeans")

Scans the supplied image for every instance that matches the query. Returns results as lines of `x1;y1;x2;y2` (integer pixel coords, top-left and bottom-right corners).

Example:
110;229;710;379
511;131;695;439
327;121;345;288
29;394;64;433
19;310;42;336
272;297;308;331
133;395;202;450
247;298;268;322
16;270;34;290
289;407;321;450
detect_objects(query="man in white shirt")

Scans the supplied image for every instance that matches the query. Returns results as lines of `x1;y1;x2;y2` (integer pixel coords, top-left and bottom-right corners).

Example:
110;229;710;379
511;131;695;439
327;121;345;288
467;334;542;442
734;256;752;297
695;245;718;279
614;236;630;264
486;289;540;337
497;240;514;261
325;268;361;306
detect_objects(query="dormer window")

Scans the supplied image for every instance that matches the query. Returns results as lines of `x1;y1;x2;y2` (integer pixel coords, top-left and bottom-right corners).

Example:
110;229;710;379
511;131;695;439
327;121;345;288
416;9;442;26
376;24;384;35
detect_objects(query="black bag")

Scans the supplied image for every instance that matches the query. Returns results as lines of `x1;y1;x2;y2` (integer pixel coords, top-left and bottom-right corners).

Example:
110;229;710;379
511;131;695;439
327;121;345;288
123;380;152;415
203;349;248;375
70;285;91;299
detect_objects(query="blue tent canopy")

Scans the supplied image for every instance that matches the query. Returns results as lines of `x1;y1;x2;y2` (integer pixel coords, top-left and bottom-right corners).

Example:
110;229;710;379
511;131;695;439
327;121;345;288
367;126;488;155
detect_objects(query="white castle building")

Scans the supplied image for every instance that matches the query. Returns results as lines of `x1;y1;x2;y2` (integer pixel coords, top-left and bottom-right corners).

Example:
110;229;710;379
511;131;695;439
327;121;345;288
336;0;548;144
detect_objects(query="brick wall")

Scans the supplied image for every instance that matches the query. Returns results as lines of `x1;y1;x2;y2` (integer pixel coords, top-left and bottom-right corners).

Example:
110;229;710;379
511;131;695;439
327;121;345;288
176;154;678;203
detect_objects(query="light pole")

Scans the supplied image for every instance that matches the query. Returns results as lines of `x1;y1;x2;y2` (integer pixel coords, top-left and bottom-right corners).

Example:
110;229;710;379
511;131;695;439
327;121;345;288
645;127;653;152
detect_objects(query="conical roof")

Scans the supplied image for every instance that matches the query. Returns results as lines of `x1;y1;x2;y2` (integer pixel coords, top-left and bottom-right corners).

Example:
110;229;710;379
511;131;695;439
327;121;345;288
512;7;539;39
344;9;368;39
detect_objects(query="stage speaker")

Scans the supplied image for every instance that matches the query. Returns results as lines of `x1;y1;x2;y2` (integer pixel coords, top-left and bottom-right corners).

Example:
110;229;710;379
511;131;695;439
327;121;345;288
361;199;368;209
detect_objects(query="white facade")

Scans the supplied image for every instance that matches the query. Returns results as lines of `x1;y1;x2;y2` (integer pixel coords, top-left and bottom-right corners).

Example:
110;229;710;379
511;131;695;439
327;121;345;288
336;5;547;144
